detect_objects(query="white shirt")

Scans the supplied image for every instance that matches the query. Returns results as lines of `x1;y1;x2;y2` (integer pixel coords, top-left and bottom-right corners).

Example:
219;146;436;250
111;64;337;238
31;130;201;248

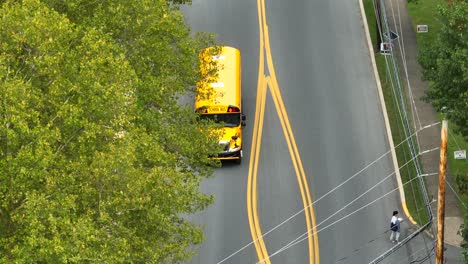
391;215;398;224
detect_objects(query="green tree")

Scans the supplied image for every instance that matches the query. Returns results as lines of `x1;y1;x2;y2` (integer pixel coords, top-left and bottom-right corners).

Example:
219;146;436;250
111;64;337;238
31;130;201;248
462;218;468;262
167;0;192;4
41;0;220;167
418;2;468;260
418;1;468;138
1;0;219;262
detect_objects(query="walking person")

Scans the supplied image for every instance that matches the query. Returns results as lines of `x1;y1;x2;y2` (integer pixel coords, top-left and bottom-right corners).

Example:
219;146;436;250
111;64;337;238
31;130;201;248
390;210;402;243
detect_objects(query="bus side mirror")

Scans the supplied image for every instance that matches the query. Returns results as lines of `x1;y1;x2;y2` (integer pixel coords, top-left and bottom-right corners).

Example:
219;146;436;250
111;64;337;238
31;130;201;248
241;114;246;121
241;121;246;127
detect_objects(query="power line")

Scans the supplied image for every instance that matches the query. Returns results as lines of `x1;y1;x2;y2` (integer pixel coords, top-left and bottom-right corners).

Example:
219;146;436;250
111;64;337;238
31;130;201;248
408;246;436;264
268;148;436;259
388;0;423;131
448;127;464;152
335;205;436;264
446;178;468;209
257;170;429;263
334;229;392;263
398;243;436;264
216;122;439;264
373;1;435;261
256;147;439;263
255;2;443;262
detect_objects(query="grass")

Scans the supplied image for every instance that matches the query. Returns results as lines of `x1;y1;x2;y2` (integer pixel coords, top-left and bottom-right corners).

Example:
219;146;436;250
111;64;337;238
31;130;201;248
408;0;468;218
407;0;445;45
377;54;428;224
363;0;429;225
446;124;468;216
364;0;468;225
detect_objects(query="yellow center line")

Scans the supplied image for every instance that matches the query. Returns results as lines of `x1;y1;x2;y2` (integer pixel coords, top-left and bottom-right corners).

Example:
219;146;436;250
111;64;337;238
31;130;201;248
247;75;268;262
253;74;269;261
246;0;270;260
266;75;319;264
247;0;320;263
257;75;268;253
261;2;318;256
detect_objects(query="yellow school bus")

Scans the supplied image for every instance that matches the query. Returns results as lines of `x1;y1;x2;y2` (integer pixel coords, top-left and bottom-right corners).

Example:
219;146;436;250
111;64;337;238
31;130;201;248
195;46;246;164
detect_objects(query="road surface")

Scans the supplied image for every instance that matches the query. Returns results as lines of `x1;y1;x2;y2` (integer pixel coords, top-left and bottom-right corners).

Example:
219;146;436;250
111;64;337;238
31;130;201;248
182;0;423;263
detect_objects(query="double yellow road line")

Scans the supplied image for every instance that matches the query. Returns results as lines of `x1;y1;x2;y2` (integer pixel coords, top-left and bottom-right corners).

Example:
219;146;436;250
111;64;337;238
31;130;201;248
246;0;320;263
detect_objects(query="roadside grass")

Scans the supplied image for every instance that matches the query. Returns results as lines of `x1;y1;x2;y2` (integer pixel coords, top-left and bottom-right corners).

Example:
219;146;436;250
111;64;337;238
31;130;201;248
363;0;428;225
364;0;468;224
376;54;428;225
407;0;444;45
446;124;468;216
407;0;468;218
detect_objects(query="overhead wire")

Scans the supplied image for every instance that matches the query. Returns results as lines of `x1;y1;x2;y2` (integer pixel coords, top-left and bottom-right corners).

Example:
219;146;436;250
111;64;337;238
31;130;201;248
260;1;443;261
374;4;437;262
265;147;437;261
388;0;423;133
257;168;433;263
335;205;437;264
375;0;420;174
375;3;431;254
384;0;427;168
377;0;435;260
333;229;391;263
387;0;429;234
379;0;423;230
374;0;421;203
446;178;468;209
445;127;467;208
257;148;439;263
255;2;439;261
448;127;464;152
408;247;435;264
216;122;439;264
421;172;439;177
393;0;426;200
400;243;436;264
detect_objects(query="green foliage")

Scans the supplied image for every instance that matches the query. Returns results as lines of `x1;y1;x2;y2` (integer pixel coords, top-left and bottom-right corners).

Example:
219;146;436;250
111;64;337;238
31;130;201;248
455;171;468;194
418;1;468;138
167;0;192;4
460;214;468;262
412;2;468;260
1;0;218;262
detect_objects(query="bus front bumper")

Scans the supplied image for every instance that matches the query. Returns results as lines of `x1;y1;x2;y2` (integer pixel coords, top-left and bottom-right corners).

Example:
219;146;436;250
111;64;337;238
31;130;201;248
216;149;242;160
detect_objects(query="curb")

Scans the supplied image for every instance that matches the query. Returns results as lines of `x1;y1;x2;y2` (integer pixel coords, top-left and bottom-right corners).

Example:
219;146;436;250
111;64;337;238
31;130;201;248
358;0;417;226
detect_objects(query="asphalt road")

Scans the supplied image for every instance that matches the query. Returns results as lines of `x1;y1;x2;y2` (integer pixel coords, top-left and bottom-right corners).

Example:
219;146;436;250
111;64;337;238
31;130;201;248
182;0;419;263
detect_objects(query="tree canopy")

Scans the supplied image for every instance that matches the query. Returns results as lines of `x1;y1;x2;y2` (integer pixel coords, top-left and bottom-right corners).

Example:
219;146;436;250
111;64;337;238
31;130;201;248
419;1;468;138
0;0;219;262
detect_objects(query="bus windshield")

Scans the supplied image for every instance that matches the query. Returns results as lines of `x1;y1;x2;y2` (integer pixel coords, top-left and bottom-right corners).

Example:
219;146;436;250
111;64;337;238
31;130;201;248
199;113;241;127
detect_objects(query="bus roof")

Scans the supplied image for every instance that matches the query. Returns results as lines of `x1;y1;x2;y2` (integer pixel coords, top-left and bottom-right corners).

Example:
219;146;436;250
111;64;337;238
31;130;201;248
195;46;241;113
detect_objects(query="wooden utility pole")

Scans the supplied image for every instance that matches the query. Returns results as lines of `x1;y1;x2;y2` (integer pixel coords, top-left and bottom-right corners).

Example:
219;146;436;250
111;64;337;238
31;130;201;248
436;119;448;264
